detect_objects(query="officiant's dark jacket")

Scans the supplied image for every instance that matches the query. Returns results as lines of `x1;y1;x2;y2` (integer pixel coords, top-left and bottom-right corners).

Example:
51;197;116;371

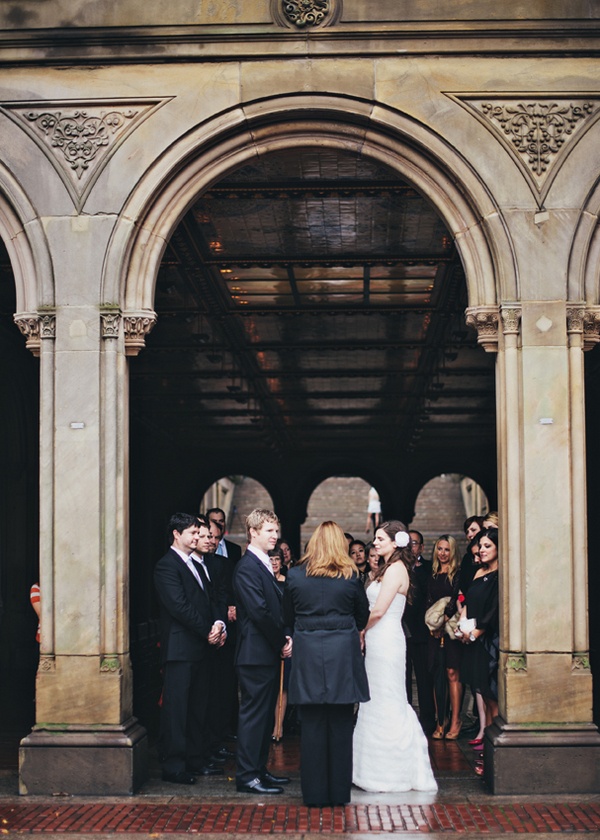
283;564;370;705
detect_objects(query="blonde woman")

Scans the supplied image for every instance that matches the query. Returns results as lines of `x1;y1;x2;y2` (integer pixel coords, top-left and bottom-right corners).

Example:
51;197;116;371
283;521;369;807
426;535;463;740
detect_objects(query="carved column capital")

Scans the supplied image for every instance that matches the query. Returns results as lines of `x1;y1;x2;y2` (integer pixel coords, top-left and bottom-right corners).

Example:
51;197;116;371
14;311;56;356
500;304;522;336
582;306;600;351
465;305;500;352
100;308;121;340
123;310;157;356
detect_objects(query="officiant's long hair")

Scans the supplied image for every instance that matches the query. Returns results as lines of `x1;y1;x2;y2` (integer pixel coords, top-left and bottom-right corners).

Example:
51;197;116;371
301;521;358;580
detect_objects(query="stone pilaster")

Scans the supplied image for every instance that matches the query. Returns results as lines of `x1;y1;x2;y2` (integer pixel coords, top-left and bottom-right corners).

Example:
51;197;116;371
19;304;147;795
482;300;600;794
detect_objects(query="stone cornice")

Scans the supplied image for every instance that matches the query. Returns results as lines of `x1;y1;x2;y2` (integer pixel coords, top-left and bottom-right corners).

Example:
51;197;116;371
0;22;597;65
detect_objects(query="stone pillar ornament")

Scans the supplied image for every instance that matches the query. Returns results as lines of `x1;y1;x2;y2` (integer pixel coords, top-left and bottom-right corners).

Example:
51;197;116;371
123;310;157;356
273;0;341;28
465;305;499;352
14;311;56;356
100;309;121;340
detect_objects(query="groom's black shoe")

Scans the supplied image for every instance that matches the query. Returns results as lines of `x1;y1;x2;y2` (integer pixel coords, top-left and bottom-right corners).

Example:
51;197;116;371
261;771;290;785
236;777;283;795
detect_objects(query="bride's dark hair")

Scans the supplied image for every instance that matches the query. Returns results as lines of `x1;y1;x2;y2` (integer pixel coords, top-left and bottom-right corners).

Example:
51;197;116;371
373;519;414;603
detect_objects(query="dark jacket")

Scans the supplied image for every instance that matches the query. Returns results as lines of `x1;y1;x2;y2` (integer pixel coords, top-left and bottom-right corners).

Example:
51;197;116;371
283;565;370;705
233;548;287;667
154;548;221;664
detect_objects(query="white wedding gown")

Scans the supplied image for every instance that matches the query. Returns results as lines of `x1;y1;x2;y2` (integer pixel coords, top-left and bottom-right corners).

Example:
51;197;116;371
353;582;438;792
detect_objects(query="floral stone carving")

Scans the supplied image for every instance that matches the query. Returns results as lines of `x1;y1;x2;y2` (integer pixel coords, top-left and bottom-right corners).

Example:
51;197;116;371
283;0;330;27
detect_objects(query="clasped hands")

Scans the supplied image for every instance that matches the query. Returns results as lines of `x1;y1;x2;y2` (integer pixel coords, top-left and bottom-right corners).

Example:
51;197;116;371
208;621;227;647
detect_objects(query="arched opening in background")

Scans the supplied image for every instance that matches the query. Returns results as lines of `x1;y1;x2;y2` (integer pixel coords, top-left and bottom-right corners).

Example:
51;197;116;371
302;477;376;548
409;474;489;560
201;476;274;547
126;134;497;739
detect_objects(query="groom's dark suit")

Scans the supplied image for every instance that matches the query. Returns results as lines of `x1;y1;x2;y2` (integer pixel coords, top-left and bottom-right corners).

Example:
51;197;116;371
233;548;287;787
154;547;224;775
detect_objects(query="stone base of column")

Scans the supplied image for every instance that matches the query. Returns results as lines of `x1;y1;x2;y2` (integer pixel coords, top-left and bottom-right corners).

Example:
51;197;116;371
484;717;600;794
19;718;148;795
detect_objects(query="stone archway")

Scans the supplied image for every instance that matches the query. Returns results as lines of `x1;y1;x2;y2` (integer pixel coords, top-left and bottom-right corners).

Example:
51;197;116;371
109;95;513;314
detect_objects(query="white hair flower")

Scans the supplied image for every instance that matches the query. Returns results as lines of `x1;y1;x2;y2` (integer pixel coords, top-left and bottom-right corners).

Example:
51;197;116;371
395;531;410;548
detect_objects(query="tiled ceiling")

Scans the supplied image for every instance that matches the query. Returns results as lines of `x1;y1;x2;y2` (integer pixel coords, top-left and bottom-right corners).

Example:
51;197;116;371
130;148;496;456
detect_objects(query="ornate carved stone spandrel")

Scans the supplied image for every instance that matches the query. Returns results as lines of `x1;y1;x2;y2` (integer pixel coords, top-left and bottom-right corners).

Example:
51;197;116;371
25;108;137;181
465;305;499;352
506;654;527;672
500;306;522;336
447;94;600;206
100;311;121;340
479;101;595;177
123;311;157;356
38;655;56;673
1;98;172;210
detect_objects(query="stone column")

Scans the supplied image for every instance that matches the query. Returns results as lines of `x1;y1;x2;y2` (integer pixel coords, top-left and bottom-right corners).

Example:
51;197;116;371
468;302;600;794
18;307;149;796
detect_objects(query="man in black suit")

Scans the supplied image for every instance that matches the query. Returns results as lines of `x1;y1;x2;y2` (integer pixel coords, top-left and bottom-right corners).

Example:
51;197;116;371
154;513;226;784
233;509;292;795
206;507;242;564
404;529;435;736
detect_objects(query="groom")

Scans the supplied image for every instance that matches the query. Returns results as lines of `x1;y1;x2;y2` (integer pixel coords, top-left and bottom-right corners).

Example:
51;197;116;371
233;509;292;794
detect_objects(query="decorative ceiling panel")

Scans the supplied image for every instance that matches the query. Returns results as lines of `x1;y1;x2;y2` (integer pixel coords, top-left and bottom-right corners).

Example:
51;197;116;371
130;146;495;456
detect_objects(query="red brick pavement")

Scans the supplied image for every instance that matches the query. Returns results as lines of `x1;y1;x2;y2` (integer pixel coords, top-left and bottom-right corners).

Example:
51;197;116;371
0;801;600;833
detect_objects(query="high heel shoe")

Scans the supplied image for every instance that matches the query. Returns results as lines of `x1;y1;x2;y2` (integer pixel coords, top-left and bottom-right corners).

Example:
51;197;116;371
445;722;462;740
432;725;445;740
468;736;483;746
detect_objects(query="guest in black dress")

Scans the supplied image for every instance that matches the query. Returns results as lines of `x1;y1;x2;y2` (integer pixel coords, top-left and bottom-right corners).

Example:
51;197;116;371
283;521;370;807
426;535;463;740
459;528;499;723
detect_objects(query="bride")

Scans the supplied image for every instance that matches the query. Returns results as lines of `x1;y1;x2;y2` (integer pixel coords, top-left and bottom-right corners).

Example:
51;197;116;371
353;520;437;792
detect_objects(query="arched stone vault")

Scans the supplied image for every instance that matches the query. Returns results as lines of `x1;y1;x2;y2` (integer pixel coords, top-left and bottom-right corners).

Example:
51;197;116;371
106;95;516;315
0;164;53;314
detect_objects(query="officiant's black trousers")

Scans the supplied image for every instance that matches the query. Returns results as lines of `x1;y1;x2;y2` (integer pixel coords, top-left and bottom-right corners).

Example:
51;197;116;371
298;703;354;806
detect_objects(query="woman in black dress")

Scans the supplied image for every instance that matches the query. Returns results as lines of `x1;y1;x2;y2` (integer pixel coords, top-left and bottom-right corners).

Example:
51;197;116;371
283;521;370;807
427;535;463;740
459;528;499;733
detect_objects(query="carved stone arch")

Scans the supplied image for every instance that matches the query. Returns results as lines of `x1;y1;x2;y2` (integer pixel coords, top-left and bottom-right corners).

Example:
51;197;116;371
105;94;517;320
569;175;600;304
0;163;53;313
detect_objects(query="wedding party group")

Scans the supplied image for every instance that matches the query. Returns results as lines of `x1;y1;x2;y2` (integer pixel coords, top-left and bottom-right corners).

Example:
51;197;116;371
153;506;499;806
